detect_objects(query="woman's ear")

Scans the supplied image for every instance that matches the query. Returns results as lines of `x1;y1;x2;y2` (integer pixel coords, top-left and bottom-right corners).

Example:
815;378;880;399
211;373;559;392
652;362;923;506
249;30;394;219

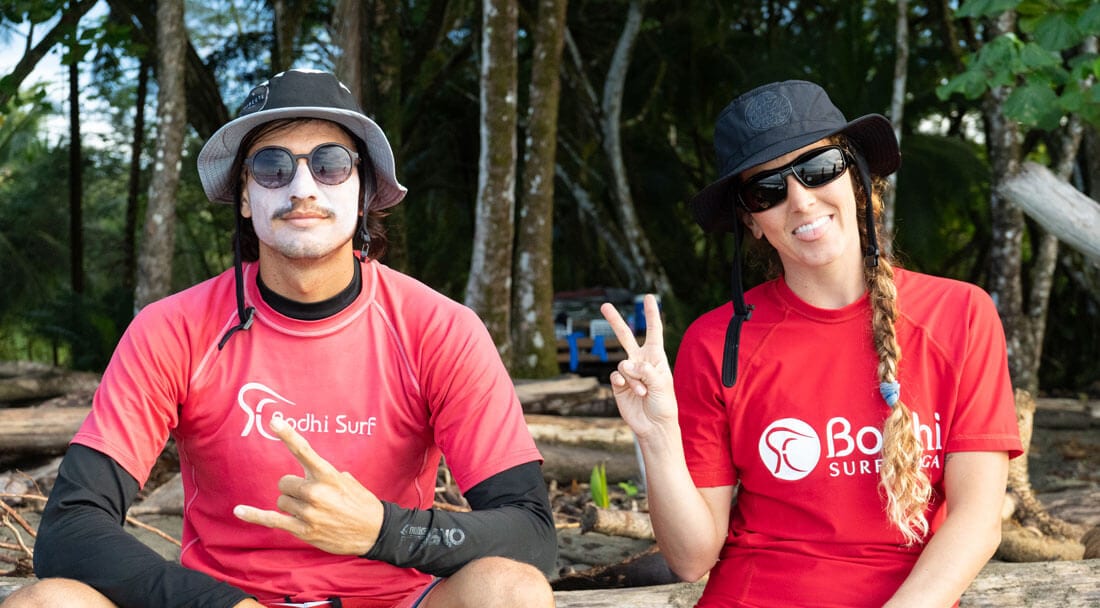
240;194;252;219
742;214;763;240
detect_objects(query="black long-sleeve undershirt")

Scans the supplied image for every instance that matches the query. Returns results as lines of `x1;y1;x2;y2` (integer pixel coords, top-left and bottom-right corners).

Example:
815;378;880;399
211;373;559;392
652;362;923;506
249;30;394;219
34;445;556;607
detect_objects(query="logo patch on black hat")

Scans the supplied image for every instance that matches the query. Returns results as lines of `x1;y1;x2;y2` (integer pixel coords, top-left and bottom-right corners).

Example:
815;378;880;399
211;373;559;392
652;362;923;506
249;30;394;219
744;91;793;131
238;84;270;116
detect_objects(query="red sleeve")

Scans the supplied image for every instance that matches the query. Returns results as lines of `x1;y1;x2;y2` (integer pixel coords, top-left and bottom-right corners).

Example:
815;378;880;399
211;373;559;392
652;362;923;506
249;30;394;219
419;304;542;492
944;287;1023;458
72;301;189;487
674;306;738;488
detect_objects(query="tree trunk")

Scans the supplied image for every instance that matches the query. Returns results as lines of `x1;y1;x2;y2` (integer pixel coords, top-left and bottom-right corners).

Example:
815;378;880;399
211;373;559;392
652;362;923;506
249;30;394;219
512;0;568;378
67;23;84;296
884;0;908;242
371;0;409;272
981;12;1033;391
272;0;308;74
134;0;187;310
600;0;672;298
103;0;227;140
465;0;518;367
124;59;150;298
332;0;364;98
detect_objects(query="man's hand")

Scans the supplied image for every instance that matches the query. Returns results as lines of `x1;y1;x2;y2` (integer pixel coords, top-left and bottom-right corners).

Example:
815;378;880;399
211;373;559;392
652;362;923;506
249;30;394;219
233;417;384;555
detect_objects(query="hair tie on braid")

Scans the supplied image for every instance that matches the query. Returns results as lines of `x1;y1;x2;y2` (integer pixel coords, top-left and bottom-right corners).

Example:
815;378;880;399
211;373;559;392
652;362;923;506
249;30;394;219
880;381;900;407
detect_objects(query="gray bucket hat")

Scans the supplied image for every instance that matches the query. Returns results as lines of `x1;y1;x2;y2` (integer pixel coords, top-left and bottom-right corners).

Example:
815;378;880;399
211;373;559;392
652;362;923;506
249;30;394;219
690;80;900;233
197;69;407;210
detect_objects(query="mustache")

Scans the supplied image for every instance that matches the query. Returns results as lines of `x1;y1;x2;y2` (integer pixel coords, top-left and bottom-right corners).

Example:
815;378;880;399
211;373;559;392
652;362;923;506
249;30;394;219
270;202;338;220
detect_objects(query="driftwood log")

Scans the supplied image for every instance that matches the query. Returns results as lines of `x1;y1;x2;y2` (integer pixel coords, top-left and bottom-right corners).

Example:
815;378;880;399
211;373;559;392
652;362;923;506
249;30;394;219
549;559;1100;607
0;362;99;405
3;560;1100;605
997;161;1100;263
582;505;654;540
515;375;619;416
0;402;89;455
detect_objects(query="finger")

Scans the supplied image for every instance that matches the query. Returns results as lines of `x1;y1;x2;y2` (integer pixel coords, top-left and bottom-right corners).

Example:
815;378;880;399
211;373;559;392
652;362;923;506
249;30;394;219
269;417;341;479
276;474;309;499
600;303;641;357
618;360;650;397
642;294;664;350
233;504;306;535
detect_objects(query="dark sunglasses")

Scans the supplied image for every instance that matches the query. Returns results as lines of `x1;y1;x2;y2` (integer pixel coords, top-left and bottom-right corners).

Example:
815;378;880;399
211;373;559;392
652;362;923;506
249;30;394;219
245;143;360;189
737;145;851;213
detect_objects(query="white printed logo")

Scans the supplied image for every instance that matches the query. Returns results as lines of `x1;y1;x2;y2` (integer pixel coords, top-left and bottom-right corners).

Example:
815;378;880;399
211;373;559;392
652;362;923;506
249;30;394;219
758;418;821;481
237;382;378;440
238;382;296;440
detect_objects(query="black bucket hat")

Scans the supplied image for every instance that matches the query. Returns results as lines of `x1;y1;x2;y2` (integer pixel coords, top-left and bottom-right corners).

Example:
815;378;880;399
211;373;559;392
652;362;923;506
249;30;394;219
690;80;901;387
690;80;899;234
197;69;407;210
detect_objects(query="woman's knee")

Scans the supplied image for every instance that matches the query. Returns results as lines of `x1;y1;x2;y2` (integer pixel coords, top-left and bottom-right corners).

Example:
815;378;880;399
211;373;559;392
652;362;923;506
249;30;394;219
1;578;116;608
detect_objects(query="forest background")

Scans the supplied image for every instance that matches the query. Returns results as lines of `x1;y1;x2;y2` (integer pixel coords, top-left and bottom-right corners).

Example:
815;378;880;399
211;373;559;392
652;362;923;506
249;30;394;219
1;0;1099;400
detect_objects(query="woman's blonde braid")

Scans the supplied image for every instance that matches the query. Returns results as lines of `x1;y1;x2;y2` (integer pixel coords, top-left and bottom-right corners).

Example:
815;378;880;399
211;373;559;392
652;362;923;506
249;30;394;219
856;166;933;545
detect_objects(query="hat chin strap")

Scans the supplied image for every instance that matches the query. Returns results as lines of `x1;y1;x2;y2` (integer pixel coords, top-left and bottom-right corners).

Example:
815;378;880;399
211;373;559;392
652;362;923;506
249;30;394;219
721;221;754;388
851;152;880;267
218;201;256;350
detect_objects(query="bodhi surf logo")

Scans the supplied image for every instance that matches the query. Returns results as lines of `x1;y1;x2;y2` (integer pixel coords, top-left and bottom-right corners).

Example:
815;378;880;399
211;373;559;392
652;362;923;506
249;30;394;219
237;382;378;439
758;414;944;481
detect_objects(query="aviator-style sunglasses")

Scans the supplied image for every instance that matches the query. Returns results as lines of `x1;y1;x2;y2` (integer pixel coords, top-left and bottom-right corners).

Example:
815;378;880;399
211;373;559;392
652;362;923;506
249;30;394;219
245;143;360;189
737;145;852;213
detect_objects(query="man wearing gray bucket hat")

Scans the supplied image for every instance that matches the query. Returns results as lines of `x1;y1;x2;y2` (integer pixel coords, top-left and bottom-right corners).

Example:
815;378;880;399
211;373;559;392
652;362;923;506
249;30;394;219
598;80;1020;607
12;70;555;608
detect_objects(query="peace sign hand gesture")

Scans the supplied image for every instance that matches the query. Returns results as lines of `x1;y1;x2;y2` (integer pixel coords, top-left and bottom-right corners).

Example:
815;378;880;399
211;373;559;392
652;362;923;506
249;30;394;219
599;294;678;440
233;417;384;556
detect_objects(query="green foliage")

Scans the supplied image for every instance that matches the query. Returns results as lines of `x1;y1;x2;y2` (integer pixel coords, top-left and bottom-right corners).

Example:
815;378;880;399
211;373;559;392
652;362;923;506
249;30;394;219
617;480;639;498
941;0;1100;129
590;463;609;509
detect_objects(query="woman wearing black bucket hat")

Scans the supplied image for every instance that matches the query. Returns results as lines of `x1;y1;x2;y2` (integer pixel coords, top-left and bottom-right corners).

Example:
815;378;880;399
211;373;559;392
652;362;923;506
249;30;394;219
6;70;555;608
599;81;1022;607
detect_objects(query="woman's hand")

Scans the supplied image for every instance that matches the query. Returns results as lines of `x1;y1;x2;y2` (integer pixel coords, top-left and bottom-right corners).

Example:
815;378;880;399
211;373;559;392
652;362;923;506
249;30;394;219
599;294;677;439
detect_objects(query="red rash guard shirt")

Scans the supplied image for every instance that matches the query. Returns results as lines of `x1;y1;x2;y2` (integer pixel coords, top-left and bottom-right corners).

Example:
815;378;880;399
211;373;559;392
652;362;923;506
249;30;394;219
674;269;1022;608
72;259;542;604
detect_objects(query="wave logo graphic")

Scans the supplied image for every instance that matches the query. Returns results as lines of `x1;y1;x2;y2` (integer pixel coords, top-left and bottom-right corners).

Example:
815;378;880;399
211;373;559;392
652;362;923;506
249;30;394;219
238;382;296;440
758;418;821;481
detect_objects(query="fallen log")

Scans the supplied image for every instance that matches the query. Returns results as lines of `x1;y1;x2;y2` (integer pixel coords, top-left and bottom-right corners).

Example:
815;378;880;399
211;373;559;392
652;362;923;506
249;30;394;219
525;414;634;451
553;545;679;590
2;560;1099;605
0;363;99;405
0;406;88;455
515;375;618;416
582;505;654;539
551;559;1100;607
538;444;639;484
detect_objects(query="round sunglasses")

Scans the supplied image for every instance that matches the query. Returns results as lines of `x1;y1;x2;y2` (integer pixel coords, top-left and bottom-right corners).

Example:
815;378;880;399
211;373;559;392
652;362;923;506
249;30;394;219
737;145;852;213
244;143;360;190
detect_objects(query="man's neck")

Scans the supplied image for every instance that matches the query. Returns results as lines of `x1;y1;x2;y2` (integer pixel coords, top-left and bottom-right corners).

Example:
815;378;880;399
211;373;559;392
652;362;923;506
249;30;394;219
255;246;357;303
